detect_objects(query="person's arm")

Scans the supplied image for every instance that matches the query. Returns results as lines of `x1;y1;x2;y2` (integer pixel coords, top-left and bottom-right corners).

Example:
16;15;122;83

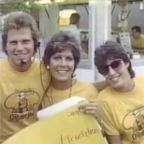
93;81;108;92
133;47;144;53
77;83;99;118
106;134;122;144
97;98;122;144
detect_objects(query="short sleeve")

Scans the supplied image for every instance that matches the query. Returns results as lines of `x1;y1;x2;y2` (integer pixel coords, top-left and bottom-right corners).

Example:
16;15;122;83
87;84;98;100
98;99;120;135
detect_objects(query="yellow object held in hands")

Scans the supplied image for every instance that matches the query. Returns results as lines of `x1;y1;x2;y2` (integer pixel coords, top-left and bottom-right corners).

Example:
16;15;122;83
3;106;107;144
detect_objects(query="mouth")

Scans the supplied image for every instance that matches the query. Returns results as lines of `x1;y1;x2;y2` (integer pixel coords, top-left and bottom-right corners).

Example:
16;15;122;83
15;54;26;56
14;54;27;59
109;76;120;82
57;70;69;74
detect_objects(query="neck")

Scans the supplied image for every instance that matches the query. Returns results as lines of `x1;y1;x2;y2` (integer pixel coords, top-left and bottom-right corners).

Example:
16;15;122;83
8;59;32;72
51;79;74;90
115;78;135;92
135;35;141;39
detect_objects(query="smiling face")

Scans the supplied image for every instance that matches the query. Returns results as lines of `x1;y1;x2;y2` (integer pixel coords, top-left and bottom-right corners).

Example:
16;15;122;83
49;49;75;82
5;27;35;70
104;59;131;89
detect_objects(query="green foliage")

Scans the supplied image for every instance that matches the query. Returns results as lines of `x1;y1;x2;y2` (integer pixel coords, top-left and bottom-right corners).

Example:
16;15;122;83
0;0;43;15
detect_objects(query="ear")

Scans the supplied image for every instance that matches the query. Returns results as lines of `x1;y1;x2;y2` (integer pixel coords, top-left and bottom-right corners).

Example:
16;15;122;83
4;45;8;53
47;65;50;69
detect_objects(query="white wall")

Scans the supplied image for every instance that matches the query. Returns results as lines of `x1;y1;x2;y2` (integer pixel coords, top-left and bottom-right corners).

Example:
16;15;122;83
39;5;59;41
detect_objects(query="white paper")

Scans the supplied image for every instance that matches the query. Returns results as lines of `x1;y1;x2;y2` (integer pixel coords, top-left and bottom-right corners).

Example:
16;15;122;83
119;32;133;54
37;96;86;120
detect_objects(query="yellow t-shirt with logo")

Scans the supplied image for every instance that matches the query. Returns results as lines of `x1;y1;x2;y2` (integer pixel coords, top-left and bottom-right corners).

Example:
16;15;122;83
132;34;144;49
97;77;144;144
42;80;98;108
3;82;108;144
0;59;50;143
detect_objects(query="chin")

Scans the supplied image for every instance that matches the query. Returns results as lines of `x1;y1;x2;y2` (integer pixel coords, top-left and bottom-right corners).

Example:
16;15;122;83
112;82;124;89
113;84;123;89
109;81;123;89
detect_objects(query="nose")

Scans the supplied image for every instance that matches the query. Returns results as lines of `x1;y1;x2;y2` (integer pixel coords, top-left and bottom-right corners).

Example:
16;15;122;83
61;59;67;66
16;42;24;51
108;66;116;76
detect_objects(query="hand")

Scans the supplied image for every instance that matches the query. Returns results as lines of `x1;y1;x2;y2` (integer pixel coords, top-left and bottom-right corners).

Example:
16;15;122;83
78;100;100;118
78;100;105;136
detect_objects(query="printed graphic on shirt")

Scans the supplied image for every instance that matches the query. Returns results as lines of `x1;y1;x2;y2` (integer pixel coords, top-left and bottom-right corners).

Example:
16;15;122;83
122;105;144;143
4;89;40;121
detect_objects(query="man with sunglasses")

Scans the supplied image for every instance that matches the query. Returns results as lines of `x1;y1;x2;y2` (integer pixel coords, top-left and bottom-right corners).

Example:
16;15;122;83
94;41;144;144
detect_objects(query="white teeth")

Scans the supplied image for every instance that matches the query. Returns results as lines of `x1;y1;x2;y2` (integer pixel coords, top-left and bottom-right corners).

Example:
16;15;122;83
15;53;26;55
15;54;25;57
17;55;24;57
111;77;119;81
58;71;67;73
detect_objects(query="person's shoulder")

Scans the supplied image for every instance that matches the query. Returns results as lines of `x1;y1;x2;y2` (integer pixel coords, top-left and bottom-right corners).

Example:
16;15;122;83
0;59;9;74
33;58;41;64
32;58;45;68
76;80;96;87
31;58;41;70
141;34;144;38
38;59;48;72
97;86;117;110
75;80;98;92
31;58;48;73
140;34;144;40
0;58;8;65
97;86;113;100
74;80;98;99
134;76;144;83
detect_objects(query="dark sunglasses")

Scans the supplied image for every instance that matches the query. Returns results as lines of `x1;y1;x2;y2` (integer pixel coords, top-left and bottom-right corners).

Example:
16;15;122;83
99;59;122;75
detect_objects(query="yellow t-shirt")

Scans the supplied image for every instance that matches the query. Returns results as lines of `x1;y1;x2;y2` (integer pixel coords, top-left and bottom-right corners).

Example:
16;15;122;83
97;77;144;144
0;59;50;143
42;80;98;108
132;34;144;49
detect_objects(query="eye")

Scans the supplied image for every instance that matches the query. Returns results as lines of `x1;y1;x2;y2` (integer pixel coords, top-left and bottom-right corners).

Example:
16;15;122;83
66;56;74;61
23;40;31;44
10;41;17;45
111;60;121;69
53;56;61;61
